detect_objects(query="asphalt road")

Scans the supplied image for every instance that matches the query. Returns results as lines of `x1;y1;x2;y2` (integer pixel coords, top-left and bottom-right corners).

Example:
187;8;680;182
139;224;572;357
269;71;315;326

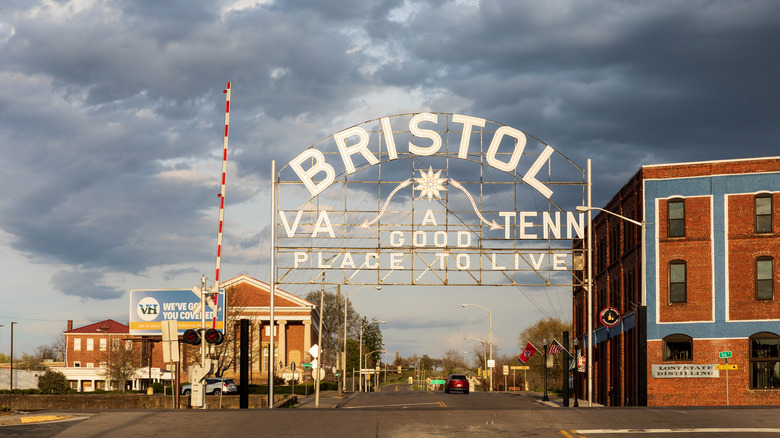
4;385;780;437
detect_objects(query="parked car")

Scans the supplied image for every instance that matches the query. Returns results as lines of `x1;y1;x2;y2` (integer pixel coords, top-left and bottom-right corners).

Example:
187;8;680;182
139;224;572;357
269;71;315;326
445;374;469;394
181;377;238;395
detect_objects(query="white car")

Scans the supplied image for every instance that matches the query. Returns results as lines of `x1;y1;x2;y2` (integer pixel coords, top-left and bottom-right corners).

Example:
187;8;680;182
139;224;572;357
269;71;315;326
181;377;238;395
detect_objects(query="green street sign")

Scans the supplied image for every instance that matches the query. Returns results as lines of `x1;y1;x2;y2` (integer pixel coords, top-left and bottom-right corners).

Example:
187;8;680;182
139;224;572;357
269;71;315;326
431;379;446;384
719;351;732;359
302;362;312;369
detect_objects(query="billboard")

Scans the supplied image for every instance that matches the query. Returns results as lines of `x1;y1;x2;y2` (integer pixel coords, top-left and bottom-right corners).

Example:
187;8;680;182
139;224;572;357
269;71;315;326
129;289;225;336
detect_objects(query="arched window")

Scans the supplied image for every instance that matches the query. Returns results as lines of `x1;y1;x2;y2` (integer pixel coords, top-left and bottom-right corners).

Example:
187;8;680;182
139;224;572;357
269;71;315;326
755;194;773;234
756;257;774;301
750;332;780;389
663;334;692;361
669;260;687;303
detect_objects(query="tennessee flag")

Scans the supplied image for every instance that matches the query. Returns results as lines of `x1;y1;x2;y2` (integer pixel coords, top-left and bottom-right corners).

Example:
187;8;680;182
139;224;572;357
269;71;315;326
518;342;538;364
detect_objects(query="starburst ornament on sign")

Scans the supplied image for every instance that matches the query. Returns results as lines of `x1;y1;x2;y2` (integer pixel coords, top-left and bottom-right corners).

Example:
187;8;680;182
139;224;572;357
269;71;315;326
414;166;447;202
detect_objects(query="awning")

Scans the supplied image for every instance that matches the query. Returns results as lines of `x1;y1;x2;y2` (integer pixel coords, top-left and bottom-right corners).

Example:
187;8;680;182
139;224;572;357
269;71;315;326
583;311;635;348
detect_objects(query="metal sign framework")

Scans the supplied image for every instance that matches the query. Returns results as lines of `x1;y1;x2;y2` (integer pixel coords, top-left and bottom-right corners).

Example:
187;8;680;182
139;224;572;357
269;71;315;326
272;113;587;288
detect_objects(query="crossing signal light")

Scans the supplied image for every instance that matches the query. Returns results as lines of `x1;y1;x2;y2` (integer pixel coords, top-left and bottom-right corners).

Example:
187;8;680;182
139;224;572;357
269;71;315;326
182;329;201;345
204;329;224;345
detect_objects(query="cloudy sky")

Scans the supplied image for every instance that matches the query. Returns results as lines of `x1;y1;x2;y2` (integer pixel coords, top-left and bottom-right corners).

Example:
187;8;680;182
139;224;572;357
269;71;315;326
1;0;779;361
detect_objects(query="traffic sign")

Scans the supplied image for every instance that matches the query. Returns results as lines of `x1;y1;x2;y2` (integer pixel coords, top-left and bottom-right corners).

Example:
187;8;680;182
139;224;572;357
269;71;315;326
431;379;446;384
291;361;296;372
301;362;312;369
719;351;732;359
308;344;320;359
510;366;530;370
503;365;509;375
716;364;738;370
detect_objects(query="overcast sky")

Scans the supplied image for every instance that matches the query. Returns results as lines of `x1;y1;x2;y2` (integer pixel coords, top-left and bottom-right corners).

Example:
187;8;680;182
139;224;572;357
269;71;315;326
1;0;779;361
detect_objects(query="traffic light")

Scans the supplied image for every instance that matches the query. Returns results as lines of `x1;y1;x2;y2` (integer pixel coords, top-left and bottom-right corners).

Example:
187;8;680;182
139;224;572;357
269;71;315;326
204;328;224;345
182;329;201;345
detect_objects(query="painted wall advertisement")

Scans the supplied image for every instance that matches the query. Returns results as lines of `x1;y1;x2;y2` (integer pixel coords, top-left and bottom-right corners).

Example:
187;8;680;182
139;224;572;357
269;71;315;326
129;289;225;335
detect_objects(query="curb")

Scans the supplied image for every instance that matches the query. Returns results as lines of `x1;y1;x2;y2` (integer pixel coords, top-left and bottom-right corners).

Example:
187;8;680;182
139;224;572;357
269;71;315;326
0;415;72;426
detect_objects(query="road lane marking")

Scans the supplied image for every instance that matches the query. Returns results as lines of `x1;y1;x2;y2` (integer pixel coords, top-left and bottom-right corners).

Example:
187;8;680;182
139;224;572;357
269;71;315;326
343;402;444;409
559;431;586;438
575;428;780;434
438;401;447;408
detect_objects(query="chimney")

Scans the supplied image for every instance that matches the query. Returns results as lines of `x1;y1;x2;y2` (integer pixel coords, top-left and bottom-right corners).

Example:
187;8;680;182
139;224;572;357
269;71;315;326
67;320;73;331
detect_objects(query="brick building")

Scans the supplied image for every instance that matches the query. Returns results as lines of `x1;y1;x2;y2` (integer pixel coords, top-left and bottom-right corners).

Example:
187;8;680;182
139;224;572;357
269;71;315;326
212;274;318;383
63;319;168;391
573;157;780;406
61;275;317;391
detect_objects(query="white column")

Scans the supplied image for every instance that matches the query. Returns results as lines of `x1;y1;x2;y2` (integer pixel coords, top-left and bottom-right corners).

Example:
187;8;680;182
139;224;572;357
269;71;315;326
303;320;312;362
278;320;287;367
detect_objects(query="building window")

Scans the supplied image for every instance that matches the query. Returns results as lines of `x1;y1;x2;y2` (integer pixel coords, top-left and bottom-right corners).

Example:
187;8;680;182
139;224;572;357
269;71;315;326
86;338;94;351
757;257;774;300
663;334;693;360
86;362;94;368
100;338;107;351
750;333;780;389
669;260;687;303
125;340;133;351
74;361;81;367
668;199;685;237
74;338;81;351
756;194;773;234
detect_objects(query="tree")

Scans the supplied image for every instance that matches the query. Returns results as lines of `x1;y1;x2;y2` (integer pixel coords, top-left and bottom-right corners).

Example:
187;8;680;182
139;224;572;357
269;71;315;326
360;317;384;364
99;339;141;392
518;316;572;392
440;349;466;376
38;370;70;394
304;288;362;367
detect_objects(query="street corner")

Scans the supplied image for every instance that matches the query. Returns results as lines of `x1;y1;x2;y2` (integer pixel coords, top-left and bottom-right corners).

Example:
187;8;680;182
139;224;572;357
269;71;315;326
0;414;75;426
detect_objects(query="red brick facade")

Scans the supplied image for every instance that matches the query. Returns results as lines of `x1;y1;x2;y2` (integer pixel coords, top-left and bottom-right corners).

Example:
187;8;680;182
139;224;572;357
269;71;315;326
574;157;780;407
657;196;713;322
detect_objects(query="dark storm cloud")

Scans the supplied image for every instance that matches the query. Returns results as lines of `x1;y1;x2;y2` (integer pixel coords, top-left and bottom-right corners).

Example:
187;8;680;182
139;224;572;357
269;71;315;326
1;0;779;302
50;269;124;300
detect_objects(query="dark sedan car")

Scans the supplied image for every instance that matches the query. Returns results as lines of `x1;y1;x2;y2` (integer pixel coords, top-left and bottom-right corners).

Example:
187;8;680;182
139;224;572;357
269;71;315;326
445;374;469;394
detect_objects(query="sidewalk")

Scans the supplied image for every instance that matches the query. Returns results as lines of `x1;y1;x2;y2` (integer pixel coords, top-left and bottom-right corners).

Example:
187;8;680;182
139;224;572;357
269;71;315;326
295;390;352;408
528;392;602;408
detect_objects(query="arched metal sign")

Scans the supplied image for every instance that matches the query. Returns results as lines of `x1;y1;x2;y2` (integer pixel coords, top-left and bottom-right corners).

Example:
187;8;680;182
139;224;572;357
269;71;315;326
272;113;586;287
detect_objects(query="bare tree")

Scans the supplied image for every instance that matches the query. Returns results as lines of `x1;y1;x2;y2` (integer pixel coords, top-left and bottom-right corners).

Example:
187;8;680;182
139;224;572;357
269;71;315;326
99;339;141;392
517;316;572;392
440;349;465;376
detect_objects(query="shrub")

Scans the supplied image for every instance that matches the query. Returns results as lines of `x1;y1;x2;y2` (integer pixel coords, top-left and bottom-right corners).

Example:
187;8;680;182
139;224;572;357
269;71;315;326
38;370;70;395
152;382;165;393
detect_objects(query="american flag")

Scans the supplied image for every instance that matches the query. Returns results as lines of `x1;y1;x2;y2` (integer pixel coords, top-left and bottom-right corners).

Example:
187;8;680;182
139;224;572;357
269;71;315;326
548;339;566;355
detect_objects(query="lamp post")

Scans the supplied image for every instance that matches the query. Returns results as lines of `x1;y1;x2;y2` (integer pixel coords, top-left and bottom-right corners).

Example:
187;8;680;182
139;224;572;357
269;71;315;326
462;304;492;391
364;349;386;392
344;285;381;391
359;319;385;392
542;339;549;401
576;199;644;408
10;322;17;392
573;338;579;407
464;336;487;384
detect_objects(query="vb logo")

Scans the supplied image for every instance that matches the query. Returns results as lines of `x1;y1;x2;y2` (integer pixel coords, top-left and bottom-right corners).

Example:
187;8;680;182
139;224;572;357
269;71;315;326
137;297;161;322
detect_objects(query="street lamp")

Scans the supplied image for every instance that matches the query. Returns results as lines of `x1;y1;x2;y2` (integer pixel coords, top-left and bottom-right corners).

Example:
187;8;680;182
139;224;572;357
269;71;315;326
464;336;488;383
462;304;493;391
364;349;386;392
360;319;385;392
575;203;644;407
10;322;17;392
344;285;381;391
573;338;579;407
